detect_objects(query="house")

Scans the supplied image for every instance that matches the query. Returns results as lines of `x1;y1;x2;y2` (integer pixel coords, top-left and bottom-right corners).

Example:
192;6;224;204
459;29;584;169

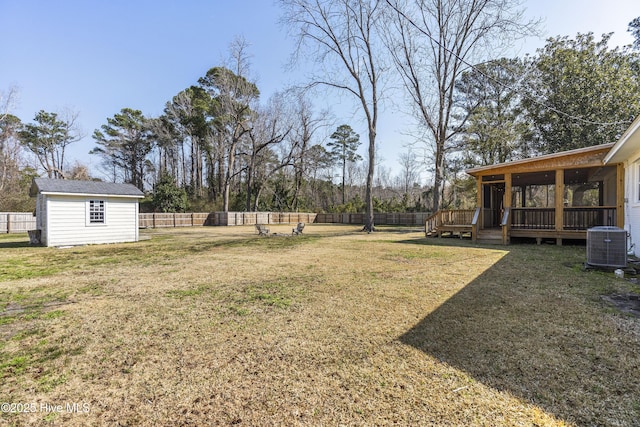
426;143;624;245
29;178;144;247
603;115;640;257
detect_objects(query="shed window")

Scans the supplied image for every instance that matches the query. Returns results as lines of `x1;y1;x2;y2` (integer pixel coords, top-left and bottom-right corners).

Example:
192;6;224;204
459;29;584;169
89;200;105;224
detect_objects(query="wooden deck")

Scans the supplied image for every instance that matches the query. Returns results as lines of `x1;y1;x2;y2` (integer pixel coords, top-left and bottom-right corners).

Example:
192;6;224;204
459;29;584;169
426;208;606;245
510;229;587;245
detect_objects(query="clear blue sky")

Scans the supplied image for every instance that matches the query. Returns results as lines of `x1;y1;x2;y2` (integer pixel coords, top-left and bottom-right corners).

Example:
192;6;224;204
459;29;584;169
0;0;637;180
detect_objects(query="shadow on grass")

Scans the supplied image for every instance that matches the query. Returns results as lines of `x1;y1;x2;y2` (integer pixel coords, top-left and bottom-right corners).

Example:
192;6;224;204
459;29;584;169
0;240;32;249
371;225;425;234
398;243;640;426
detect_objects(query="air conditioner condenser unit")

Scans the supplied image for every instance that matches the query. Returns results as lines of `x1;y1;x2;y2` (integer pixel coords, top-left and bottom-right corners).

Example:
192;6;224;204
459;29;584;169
586;226;627;268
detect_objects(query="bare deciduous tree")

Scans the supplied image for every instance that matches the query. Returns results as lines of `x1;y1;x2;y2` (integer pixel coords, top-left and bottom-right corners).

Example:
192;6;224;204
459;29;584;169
0;85;18;123
0;87;21;194
0;114;23;194
244;93;292;211
288;91;327;211
280;0;385;231
67;161;92;180
0;87;34;211
384;0;537;211
397;145;422;195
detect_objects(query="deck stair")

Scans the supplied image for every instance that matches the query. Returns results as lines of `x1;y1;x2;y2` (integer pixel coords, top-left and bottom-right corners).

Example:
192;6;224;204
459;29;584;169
476;229;503;245
425;224;472;239
425;209;478;240
425;208;509;244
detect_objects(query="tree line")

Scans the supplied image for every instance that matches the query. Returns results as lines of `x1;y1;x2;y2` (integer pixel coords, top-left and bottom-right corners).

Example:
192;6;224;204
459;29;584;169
2;2;640;222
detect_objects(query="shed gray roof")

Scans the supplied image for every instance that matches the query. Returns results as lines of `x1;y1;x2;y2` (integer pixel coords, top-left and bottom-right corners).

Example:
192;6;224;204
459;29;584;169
30;178;144;198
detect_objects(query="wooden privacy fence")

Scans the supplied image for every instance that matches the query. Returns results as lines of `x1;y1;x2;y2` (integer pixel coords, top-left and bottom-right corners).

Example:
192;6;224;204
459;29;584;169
1;212;36;233
139;213;213;228
139;212;318;228
141;212;429;228
316;212;430;226
5;211;430;232
211;212;429;226
211;212;317;226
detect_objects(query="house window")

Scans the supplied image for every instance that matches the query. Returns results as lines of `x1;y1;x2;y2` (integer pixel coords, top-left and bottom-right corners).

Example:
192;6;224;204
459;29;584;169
88;200;105;224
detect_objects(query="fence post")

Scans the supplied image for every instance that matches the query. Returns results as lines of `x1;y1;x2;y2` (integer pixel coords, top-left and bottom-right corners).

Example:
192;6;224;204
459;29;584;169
6;213;10;234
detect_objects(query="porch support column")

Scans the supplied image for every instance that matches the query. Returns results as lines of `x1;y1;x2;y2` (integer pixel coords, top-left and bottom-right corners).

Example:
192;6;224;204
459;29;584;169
503;173;512;245
555;169;564;246
617;163;624;228
477;176;483;230
504;173;512;210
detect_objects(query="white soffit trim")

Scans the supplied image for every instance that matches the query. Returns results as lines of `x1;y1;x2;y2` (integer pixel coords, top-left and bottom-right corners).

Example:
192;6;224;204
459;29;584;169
604;115;640;164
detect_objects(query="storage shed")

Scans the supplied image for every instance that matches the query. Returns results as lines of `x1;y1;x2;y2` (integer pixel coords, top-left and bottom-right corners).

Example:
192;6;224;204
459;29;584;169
30;178;144;247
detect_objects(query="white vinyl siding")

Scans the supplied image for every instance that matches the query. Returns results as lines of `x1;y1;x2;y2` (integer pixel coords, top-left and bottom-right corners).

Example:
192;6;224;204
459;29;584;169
43;195;139;247
637;161;640;203
36;194;48;246
627;158;640;257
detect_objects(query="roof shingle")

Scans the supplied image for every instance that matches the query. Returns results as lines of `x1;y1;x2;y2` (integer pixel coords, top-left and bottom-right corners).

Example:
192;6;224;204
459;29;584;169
30;178;144;198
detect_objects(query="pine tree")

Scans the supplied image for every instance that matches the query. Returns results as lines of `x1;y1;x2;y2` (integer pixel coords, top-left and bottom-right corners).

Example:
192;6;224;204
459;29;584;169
326;125;361;205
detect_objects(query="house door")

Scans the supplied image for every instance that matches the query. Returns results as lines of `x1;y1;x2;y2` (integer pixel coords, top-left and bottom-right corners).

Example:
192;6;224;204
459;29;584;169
482;182;505;228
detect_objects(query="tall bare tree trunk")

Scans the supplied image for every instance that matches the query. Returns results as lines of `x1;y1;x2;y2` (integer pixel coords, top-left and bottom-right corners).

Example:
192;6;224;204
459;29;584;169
223;141;236;212
364;128;376;231
280;0;383;232
384;0;537;212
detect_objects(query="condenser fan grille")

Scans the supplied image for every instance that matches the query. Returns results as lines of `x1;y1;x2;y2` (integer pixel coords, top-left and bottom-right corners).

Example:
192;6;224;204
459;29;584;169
587;226;627;268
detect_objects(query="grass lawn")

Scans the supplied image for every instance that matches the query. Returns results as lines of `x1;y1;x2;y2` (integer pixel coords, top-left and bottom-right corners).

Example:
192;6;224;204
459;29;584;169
1;224;639;426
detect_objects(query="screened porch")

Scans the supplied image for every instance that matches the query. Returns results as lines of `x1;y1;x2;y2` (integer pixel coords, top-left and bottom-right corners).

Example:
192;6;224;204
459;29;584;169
463;143;622;245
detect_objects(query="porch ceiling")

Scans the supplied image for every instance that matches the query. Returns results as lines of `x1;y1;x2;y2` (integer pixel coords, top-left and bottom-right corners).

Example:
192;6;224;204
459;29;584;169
565;168;591;185
511;167;616;187
512;171;554;186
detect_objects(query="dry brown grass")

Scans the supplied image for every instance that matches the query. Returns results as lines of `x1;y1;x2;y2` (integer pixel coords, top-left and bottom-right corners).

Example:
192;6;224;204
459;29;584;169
1;225;639;426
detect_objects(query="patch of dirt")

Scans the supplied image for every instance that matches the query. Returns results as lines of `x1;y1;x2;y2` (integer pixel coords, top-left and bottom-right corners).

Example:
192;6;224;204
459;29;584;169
602;293;640;318
0;300;71;317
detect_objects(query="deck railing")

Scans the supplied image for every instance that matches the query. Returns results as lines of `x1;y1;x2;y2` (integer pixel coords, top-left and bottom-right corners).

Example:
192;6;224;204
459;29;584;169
425;209;476;234
440;209;476;225
563;206;616;230
511;206;616;230
424;209;479;234
511;208;555;229
426;206;618;237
